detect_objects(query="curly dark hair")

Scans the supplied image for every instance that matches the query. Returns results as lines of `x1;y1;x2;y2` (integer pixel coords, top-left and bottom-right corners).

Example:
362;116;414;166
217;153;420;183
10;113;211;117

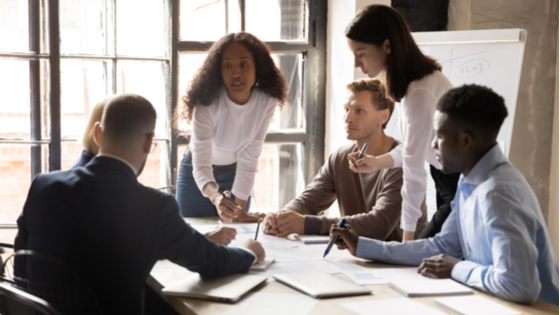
181;32;287;122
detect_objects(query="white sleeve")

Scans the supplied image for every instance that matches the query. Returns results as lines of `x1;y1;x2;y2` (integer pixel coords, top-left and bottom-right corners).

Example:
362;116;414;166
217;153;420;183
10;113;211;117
400;89;436;232
191;105;217;193
388;143;403;168
231;99;277;200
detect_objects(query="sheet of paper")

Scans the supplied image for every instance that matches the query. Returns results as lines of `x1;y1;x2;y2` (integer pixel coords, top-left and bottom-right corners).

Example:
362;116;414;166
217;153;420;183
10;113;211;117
251;259;369;277
389;278;472;297
295;234;330;244
343;271;388;285
191;223;258;234
222;292;318;315
434;296;522;315
341;297;447;315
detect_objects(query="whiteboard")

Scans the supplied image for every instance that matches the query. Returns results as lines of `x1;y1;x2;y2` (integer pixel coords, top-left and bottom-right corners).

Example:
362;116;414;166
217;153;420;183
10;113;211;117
383;28;527;158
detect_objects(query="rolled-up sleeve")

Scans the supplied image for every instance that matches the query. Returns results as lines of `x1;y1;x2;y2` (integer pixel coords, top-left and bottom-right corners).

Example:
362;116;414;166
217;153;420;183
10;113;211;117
191;105;217;193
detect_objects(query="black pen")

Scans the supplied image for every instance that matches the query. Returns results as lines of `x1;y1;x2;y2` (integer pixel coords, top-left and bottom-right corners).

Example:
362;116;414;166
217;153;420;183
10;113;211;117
222;192;239;212
255;219;261;241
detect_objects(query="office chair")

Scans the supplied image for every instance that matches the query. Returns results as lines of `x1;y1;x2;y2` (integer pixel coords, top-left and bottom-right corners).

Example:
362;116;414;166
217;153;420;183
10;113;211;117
3;250;104;315
0;283;62;315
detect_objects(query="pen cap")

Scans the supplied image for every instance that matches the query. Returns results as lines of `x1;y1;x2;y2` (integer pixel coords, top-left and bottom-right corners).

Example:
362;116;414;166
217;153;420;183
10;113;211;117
338;218;347;228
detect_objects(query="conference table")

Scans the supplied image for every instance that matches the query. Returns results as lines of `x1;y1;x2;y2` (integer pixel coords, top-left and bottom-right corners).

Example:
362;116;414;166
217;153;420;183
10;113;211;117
147;217;559;315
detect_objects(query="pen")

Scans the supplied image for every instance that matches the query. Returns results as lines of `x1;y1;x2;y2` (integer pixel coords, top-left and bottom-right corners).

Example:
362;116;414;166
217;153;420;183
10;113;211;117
255;218;261;241
323;218;347;258
356;143;368;160
222;192;239;212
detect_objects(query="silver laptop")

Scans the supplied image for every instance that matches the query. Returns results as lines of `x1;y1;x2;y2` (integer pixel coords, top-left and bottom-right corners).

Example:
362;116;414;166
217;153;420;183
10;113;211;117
161;273;267;302
273;273;371;298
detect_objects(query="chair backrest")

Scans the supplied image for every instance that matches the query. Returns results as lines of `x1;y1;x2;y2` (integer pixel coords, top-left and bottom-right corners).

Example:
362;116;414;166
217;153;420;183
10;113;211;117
0;283;62;315
5;250;104;315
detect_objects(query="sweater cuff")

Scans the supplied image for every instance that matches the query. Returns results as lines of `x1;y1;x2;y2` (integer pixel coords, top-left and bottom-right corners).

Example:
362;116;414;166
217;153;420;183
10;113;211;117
304;215;322;235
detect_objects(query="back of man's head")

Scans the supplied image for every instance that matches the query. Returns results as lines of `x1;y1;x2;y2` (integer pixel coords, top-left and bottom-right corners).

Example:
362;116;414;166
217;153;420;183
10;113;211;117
437;84;508;139
101;94;156;147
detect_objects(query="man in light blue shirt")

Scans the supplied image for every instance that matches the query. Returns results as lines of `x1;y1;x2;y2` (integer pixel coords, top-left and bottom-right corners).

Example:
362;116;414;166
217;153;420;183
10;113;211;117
332;84;559;305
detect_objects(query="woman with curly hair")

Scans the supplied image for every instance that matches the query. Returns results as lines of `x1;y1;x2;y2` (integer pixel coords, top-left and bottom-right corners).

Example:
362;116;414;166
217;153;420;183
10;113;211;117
177;32;287;223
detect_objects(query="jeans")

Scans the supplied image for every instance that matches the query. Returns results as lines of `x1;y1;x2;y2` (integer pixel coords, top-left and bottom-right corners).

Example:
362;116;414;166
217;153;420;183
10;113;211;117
176;153;236;217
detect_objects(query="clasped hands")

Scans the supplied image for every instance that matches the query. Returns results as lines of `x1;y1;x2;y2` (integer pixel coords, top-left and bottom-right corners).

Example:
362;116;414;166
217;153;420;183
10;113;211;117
262;211;305;237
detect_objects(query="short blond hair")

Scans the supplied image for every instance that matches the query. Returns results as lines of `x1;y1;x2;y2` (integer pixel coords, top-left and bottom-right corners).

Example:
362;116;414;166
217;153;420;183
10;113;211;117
82;98;110;155
346;79;395;129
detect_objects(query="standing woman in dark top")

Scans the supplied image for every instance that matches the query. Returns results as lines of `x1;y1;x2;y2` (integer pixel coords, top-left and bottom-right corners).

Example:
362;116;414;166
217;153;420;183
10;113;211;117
72;98;109;169
345;5;460;241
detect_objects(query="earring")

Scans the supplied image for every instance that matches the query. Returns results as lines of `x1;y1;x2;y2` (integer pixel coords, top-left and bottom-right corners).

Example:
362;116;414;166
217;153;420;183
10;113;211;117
255;81;260;87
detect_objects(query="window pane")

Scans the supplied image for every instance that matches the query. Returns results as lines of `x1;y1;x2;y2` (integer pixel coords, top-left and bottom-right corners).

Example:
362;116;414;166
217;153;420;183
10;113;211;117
0;59;30;138
269;54;303;130
60;59;110;138
61;141;84;170
253;143;304;213
0;144;48;224
245;0;305;41
60;0;110;55
177;53;207;132
138;139;169;189
180;0;240;41
116;0;167;57
116;60;168;138
0;0;28;52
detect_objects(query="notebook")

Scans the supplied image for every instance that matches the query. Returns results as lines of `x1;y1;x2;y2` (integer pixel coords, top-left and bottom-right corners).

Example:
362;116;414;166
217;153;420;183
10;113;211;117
250;256;275;271
162;274;267;302
273;272;371;298
434;296;522;315
294;235;330;244
388;278;473;297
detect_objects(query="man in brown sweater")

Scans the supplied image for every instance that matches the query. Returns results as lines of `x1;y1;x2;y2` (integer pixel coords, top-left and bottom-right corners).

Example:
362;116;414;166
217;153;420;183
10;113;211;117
263;79;427;241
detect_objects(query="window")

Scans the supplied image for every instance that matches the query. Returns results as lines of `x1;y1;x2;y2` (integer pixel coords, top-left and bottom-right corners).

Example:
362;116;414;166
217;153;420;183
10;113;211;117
0;0;326;242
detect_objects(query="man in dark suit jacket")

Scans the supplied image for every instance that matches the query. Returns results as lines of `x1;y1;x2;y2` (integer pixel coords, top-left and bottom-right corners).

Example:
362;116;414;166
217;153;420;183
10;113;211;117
14;94;265;314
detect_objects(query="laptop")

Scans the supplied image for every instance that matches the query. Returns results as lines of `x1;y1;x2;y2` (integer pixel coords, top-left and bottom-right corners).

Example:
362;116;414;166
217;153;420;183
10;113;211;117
273;272;371;298
161;273;267;303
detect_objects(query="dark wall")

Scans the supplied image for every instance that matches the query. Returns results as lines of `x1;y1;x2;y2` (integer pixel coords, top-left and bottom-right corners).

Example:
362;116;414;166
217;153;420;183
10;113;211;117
392;0;449;31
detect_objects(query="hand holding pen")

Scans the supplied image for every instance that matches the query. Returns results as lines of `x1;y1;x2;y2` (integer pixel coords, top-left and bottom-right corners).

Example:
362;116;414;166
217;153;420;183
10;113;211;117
212;190;242;223
329;221;359;257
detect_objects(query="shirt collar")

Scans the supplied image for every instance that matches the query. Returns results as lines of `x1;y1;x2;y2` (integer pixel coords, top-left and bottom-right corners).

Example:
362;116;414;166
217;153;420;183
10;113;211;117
460;143;508;188
98;153;138;176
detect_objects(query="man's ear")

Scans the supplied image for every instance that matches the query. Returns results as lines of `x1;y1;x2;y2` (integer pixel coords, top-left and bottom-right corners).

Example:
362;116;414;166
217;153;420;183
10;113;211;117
93;122;102;146
142;135;152;154
379;108;390;127
459;130;474;151
383;39;390;54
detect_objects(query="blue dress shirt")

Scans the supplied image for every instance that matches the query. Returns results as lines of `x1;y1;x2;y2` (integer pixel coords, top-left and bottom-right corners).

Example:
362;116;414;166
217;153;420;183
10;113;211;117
356;144;559;305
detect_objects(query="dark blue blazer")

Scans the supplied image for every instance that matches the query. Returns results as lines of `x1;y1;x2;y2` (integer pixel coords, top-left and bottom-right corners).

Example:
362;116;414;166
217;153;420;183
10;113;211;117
71;149;96;169
15;156;254;315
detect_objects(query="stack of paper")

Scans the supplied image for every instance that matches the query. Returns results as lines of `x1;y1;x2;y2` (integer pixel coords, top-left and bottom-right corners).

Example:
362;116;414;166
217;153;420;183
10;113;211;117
389;278;473;297
434;296;522;315
294;234;330;244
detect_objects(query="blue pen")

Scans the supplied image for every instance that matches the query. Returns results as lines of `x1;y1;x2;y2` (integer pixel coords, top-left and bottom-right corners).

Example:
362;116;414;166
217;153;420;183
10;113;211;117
323;218;347;258
357;143;368;160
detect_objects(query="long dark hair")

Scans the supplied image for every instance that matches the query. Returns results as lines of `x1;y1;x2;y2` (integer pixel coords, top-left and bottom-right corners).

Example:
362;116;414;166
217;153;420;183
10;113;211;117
345;5;441;102
181;32;287;122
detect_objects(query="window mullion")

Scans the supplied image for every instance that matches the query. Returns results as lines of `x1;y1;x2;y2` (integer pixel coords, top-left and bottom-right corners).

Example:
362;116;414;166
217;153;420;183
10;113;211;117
29;0;42;179
48;0;61;171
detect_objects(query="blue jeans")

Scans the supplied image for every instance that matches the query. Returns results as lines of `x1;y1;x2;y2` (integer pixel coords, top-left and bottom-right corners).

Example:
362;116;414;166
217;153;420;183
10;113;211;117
176;153;237;217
